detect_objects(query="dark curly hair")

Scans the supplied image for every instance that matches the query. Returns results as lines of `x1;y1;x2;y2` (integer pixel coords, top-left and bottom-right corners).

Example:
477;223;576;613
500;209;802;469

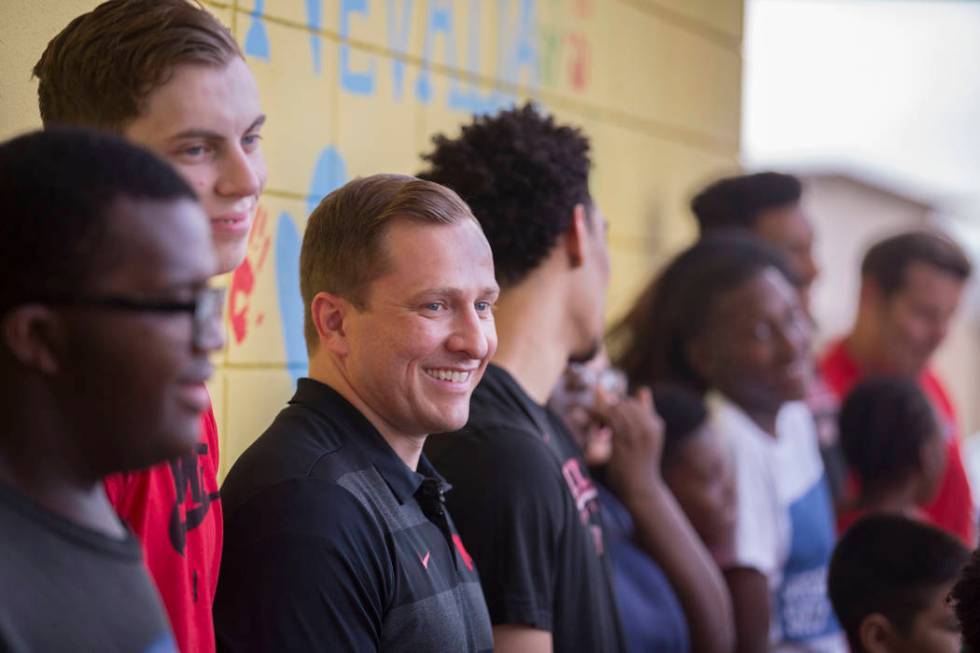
610;233;798;395
830;515;968;652
838;376;939;497
691;172;802;234
952;547;980;652
418;103;592;287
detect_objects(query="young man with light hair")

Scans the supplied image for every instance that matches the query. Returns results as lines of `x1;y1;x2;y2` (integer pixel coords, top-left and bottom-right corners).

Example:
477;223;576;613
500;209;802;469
34;3;267;650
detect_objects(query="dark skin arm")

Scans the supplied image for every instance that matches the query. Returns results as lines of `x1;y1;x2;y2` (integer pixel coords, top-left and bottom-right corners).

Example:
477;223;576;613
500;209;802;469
724;567;771;653
599;388;736;653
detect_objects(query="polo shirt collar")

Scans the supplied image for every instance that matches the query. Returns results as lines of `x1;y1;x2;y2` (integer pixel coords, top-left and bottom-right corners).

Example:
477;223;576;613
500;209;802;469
290;378;449;503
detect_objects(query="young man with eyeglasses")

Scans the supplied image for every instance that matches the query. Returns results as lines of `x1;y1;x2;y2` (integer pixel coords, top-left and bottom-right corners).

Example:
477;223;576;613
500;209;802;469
0;128;224;651
34;3;267;650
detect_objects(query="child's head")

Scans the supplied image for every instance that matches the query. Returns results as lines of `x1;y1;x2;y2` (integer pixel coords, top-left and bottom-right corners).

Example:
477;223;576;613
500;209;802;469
951;547;980;653
839;376;946;506
829;514;968;653
655;385;736;559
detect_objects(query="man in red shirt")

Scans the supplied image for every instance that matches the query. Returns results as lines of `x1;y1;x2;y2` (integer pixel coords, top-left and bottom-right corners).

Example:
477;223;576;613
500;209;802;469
33;2;267;651
820;231;975;544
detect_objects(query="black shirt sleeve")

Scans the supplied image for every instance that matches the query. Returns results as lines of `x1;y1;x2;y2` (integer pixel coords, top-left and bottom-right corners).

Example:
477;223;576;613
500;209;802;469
437;426;568;630
215;479;392;652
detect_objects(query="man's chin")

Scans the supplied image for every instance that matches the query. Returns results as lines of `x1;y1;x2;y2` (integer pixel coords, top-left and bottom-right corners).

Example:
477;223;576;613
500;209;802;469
425;410;470;436
214;237;250;275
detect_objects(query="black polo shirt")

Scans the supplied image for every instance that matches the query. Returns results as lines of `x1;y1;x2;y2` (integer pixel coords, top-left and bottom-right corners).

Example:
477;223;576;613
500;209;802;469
425;364;627;653
214;378;492;653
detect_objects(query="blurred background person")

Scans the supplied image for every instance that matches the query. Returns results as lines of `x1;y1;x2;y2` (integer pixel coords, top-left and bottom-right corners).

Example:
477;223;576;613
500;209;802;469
836;376;946;533
690;171;845;506
691;172;818;312
550;356;734;653
655;385;737;570
820;231;974;545
829;515;968;653
615;234;844;653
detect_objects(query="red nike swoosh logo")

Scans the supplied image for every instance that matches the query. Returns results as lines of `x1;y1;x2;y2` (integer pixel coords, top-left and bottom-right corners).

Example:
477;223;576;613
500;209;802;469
420;551;431;569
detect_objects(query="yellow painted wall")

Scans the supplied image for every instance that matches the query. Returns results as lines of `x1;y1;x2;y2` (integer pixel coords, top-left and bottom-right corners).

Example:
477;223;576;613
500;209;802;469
0;0;742;476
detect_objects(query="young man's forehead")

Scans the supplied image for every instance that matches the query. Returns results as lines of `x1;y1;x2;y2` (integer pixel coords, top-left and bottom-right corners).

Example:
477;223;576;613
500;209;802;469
126;59;262;136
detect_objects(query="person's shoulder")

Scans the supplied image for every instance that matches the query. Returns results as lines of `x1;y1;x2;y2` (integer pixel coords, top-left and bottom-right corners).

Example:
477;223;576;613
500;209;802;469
220;403;359;517
431;419;554;470
429;425;565;515
224;476;382;545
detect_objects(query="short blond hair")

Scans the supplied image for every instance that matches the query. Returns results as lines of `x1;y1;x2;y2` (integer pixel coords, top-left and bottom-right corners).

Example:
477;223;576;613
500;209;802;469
300;174;477;352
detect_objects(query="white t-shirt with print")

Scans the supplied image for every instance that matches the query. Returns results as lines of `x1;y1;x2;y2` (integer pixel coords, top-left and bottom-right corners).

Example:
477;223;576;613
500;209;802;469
708;393;846;653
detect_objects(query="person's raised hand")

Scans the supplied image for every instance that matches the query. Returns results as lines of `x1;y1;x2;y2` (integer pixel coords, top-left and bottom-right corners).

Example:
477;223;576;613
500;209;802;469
595;386;665;498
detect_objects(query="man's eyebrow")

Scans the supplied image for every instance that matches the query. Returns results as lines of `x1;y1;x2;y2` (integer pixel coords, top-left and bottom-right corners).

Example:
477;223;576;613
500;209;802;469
170;128;222;141
247;115;267;132
413;286;500;299
169;115;267;141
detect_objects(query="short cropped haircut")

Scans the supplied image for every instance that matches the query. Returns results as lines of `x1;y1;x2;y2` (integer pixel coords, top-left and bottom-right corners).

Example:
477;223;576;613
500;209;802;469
0;128;196;314
418;103;592;288
300;174;476;352
951;547;980;652
612;234;798;395
33;0;241;131
691;172;803;235
829;515;968;652
839;377;938;496
862;231;972;297
653;385;709;473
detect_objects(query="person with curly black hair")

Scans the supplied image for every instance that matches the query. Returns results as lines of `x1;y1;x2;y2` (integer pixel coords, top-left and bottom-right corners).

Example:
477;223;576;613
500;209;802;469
422;104;734;653
836;376;947;533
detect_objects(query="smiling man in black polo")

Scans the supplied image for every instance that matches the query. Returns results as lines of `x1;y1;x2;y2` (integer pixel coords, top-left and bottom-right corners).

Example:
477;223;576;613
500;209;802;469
214;174;498;652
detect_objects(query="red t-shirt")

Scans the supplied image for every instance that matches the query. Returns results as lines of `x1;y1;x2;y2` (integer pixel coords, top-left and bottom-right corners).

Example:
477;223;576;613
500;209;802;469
104;404;222;653
820;339;976;546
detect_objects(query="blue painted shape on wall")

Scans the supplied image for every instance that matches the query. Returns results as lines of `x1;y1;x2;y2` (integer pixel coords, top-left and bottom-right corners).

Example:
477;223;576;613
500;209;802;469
416;0;457;104
307;147;348;216
306;0;323;74
278;147;347;381
509;0;538;86
386;0;414;100
339;0;376;95
244;0;270;61
275;213;307;381
444;0;513;115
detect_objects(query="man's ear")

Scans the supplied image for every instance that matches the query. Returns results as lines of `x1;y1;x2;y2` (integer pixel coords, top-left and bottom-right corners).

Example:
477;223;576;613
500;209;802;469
1;305;64;375
859;613;898;653
563;203;589;268
310;291;352;357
